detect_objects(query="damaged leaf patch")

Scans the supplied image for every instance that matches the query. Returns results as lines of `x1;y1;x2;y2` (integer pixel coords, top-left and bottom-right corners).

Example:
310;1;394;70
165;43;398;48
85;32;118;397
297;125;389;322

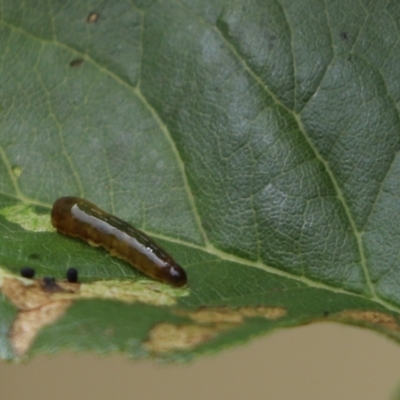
144;323;227;354
79;279;188;306
11;300;73;357
0;268;188;357
2;277;78;356
144;306;287;354
0;204;52;232
335;310;400;340
177;306;287;324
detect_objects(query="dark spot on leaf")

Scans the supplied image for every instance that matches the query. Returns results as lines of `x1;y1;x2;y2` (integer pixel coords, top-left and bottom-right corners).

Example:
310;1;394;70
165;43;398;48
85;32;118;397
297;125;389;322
70;59;84;67
323;311;330;317
29;253;40;260
340;32;348;41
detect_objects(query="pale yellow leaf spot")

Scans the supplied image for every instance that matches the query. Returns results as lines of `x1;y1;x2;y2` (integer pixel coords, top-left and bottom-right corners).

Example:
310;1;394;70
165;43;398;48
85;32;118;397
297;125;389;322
11;165;22;178
0;204;52;232
144;323;229;353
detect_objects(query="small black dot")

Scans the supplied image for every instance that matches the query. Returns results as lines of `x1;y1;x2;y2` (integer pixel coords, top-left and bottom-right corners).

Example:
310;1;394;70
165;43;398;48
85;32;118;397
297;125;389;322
66;268;79;283
20;267;35;279
340;31;348;41
323;311;330;317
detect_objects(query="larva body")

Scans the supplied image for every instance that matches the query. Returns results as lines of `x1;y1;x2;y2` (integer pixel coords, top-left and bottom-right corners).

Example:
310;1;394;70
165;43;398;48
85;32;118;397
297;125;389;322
51;197;187;287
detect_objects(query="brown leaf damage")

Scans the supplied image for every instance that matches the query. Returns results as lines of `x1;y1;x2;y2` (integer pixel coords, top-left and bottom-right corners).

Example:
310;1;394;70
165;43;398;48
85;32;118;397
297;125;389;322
336;310;400;338
11;300;73;357
180;305;287;324
144;323;226;353
144;306;287;354
2;277;79;357
0;267;188;357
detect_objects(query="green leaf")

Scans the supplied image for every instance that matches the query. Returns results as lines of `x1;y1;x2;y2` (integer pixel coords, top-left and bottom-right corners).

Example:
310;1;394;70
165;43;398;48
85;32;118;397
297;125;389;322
1;0;400;361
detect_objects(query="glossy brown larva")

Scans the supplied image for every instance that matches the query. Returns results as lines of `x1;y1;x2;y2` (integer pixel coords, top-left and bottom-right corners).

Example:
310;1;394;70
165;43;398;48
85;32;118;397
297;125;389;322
51;197;187;287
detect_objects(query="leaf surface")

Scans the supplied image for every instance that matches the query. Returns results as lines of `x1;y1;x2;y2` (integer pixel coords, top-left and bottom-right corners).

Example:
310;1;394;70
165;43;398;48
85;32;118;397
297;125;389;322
0;0;400;360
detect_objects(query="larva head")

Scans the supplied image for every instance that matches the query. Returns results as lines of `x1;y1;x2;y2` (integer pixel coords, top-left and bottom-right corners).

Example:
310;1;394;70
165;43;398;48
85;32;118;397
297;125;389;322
167;263;187;287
